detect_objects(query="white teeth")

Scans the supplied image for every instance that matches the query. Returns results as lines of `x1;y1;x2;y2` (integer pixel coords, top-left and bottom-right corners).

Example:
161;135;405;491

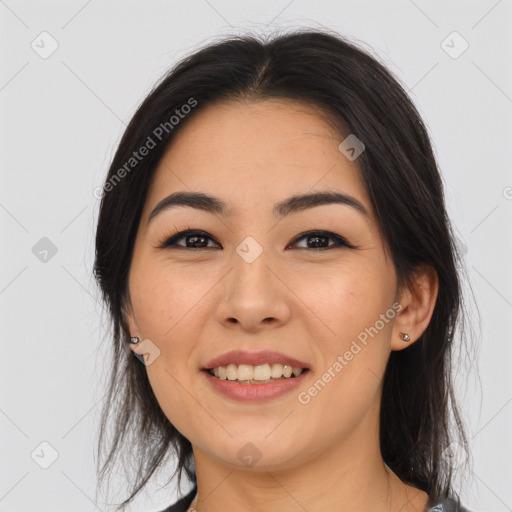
292;367;303;377
270;363;283;379
226;364;238;381
208;363;305;380
253;364;271;380
283;365;293;378
238;364;254;380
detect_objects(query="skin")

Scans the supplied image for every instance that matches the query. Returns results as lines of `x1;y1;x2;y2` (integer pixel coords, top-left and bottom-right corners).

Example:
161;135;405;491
125;98;438;512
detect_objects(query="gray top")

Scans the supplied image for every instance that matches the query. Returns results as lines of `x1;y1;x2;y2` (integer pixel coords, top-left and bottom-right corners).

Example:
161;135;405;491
426;497;473;512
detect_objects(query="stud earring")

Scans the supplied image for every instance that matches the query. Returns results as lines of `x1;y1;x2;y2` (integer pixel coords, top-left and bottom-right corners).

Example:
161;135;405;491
129;337;140;344
400;332;411;342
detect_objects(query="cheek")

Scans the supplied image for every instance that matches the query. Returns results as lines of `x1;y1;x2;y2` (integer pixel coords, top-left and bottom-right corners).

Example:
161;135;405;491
128;264;208;431
302;264;393;386
298;277;392;436
299;260;391;332
129;262;208;341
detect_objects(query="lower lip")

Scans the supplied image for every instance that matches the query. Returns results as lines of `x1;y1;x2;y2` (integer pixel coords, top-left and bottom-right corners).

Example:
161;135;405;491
202;369;310;402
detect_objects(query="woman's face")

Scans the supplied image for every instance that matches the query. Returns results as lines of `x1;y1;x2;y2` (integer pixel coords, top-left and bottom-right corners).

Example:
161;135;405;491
126;98;408;471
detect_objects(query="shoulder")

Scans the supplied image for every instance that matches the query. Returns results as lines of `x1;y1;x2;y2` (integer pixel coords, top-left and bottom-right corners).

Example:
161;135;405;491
425;496;474;512
156;484;197;512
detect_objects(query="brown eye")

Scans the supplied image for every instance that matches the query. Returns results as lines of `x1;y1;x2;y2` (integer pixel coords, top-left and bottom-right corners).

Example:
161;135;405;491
287;230;355;250
157;229;355;251
157;230;220;249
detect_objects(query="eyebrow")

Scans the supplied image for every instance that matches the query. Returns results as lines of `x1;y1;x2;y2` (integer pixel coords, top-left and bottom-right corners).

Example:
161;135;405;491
147;190;368;225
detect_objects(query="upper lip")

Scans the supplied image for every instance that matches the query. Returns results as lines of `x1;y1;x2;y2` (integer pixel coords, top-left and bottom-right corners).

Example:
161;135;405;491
203;350;310;370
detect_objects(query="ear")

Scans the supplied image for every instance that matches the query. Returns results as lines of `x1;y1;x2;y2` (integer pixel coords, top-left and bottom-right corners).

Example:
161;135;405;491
391;263;439;351
123;300;142;354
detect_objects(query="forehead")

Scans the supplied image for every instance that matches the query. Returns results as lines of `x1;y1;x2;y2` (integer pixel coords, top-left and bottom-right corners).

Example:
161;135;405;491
144;98;372;220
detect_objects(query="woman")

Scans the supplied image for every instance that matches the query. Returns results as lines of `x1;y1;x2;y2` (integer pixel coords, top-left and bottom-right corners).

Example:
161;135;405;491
94;29;475;512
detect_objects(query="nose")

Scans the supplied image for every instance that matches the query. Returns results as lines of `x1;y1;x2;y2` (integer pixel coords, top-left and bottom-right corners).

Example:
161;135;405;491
214;247;291;333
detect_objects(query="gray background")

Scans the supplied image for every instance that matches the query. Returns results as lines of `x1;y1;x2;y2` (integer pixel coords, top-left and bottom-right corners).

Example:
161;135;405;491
1;1;511;511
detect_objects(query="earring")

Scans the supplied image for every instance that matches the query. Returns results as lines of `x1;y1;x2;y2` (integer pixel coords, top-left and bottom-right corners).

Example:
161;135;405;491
400;332;411;342
129;337;140;344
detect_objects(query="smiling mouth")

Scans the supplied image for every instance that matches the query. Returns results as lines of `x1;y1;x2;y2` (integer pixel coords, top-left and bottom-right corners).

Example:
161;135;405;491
203;367;310;384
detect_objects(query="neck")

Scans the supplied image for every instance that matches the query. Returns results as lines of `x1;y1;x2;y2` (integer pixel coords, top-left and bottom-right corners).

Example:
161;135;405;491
189;400;428;512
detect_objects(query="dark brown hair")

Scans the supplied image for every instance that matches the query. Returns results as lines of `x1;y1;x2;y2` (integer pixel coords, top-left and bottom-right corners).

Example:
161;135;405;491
93;28;474;509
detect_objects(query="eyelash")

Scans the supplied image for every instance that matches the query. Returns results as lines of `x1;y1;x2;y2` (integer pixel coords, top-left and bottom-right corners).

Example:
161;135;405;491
155;228;356;251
